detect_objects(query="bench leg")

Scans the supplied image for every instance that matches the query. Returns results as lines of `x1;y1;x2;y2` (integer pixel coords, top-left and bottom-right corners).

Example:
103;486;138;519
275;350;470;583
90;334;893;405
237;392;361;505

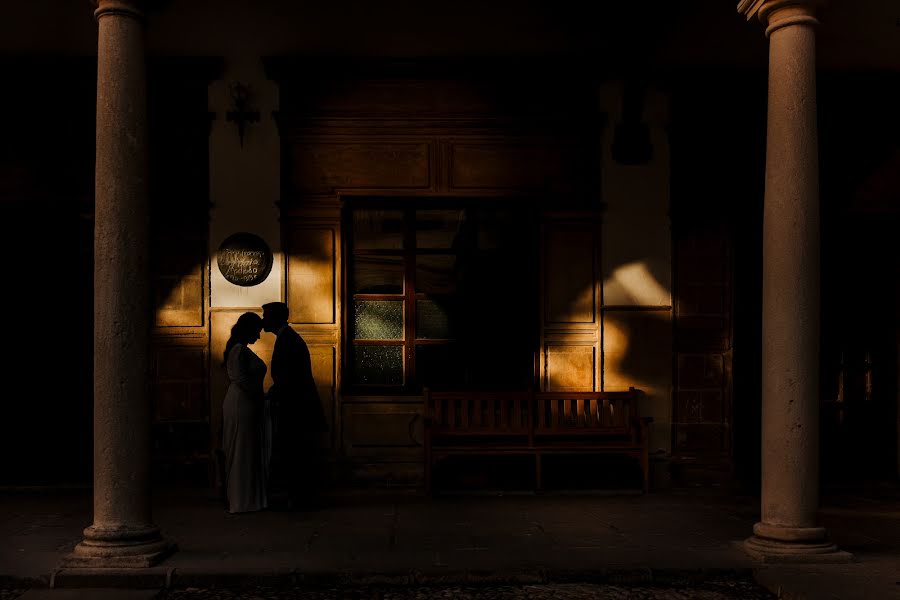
425;454;436;497
640;449;650;493
424;435;433;496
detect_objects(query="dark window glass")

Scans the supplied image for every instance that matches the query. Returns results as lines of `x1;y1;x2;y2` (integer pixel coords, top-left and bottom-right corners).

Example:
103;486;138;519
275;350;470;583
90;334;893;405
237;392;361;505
354;300;403;340
416;209;466;249
416;255;458;294
352;209;404;250
353;345;404;385
352;255;404;294
348;203;536;392
416;297;455;339
416;344;461;390
476;208;515;250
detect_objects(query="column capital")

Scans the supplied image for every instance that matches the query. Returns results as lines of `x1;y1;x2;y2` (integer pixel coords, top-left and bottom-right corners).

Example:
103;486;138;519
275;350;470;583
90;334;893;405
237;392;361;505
737;0;820;36
93;0;144;22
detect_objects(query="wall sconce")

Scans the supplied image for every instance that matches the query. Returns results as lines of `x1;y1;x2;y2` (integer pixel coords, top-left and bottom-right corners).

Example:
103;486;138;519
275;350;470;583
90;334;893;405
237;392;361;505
226;81;260;148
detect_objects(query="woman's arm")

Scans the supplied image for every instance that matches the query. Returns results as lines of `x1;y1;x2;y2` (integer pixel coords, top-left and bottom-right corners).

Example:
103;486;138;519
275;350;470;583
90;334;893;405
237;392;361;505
234;346;265;399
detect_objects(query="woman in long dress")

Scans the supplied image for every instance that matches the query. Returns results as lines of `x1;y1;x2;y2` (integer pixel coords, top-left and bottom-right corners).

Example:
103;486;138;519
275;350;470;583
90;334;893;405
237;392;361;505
222;312;268;513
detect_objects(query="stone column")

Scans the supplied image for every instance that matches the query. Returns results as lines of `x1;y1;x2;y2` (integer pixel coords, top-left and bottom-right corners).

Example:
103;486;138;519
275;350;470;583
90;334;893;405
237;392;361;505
737;0;849;562
65;0;174;567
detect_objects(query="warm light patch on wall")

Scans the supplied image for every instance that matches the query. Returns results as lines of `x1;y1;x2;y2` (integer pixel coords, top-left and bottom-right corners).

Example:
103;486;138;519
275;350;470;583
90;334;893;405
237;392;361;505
601;317;629;383
604;261;670;306
209;250;285;308
546;345;595;391
286;229;337;325
154;261;204;327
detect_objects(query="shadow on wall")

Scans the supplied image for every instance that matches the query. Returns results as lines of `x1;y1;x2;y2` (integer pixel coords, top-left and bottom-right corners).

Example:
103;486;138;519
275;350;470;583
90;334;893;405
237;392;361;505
603;308;672;391
141;60;224;484
0;57;96;485
601;269;673;455
545;253;673;451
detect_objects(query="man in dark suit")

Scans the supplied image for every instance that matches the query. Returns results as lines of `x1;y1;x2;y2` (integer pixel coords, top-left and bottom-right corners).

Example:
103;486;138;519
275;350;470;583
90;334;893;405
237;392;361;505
262;301;328;509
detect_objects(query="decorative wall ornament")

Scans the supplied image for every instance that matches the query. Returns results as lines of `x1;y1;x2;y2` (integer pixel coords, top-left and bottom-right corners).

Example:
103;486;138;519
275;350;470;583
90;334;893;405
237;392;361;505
217;232;273;287
225;81;260;147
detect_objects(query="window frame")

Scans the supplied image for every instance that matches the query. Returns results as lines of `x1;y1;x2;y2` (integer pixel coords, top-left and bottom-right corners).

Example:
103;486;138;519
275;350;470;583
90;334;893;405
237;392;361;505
342;197;539;396
344;200;462;395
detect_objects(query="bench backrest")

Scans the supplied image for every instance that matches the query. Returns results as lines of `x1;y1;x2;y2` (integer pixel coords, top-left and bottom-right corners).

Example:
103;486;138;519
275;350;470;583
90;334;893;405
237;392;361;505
533;389;636;435
425;390;532;433
425;387;638;436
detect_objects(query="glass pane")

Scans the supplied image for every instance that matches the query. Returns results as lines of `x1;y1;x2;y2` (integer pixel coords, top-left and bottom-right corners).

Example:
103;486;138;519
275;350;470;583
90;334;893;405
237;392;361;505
416;297;455;339
352;255;404;294
416;209;467;249
353;345;403;386
353;209;404;250
354;300;403;340
415;255;458;294
477;208;516;250
416;344;461;390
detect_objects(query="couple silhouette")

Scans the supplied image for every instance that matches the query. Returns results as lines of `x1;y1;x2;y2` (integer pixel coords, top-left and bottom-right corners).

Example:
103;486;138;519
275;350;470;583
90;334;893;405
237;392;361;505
221;302;328;514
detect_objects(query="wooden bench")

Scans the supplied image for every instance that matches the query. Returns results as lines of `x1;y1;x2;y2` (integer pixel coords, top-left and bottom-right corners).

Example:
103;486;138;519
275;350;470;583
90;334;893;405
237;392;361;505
423;388;651;494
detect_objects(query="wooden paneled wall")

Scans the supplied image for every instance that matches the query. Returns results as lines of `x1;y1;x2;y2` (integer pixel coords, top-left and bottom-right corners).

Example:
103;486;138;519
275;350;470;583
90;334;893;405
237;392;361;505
270;61;605;482
282;202;342;452
672;227;734;480
147;59;221;480
540;215;602;392
281;136;589;198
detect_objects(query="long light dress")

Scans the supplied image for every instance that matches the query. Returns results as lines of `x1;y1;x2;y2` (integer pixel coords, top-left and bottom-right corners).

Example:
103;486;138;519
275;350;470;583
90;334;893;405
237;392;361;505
223;343;268;513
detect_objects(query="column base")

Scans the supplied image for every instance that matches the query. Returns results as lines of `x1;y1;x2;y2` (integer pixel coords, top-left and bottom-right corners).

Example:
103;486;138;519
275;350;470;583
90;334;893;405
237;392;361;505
743;522;853;563
62;525;176;568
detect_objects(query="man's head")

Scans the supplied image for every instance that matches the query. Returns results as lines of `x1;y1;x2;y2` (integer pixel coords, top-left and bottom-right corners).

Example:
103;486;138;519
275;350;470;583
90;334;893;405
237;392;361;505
261;301;289;333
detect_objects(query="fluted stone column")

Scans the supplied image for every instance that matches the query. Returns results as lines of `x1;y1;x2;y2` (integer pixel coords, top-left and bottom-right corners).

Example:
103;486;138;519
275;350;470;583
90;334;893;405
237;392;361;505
738;0;850;563
65;0;174;567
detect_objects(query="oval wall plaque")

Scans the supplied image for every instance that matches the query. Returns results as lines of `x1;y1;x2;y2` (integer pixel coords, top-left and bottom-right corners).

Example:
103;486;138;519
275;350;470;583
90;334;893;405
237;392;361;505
217;232;273;287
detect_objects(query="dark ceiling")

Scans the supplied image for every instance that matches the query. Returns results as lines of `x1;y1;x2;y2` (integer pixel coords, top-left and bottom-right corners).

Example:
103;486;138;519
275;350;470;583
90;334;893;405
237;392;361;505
1;1;897;71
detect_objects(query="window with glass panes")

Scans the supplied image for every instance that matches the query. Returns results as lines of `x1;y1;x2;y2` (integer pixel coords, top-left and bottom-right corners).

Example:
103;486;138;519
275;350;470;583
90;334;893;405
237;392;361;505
347;204;536;392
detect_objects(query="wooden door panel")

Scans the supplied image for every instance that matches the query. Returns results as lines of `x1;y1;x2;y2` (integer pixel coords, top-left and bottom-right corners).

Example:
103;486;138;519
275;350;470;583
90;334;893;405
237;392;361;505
540;215;601;392
286;227;337;325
